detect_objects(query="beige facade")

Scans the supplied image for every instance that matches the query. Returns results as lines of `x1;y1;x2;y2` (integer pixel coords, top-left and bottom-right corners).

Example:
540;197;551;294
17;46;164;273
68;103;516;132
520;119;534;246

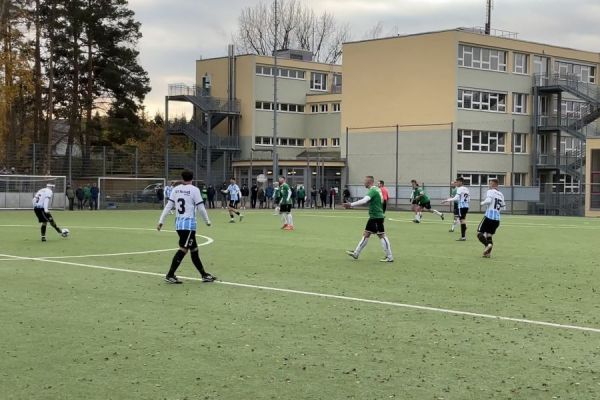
341;29;599;200
196;53;344;188
586;138;600;217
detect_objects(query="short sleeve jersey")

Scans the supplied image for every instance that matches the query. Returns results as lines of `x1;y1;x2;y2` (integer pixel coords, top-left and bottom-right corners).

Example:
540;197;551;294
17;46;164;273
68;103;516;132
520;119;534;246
456;186;470;209
170;184;203;230
33;188;53;210
484;189;505;221
413;187;430;203
227;184;240;201
279;183;292;205
367;186;385;219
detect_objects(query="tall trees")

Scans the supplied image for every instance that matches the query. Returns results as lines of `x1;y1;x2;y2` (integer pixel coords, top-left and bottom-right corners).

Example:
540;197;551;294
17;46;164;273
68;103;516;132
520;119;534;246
0;0;150;171
235;0;351;64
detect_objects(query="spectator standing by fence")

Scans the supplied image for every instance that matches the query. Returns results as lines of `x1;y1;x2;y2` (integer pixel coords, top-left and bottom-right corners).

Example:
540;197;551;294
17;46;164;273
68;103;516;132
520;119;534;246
241;184;249;210
265;185;274;209
156;184;164;206
319;187;327;208
250;183;258;209
297;185;306;208
329;187;337;209
83;184;91;209
258;186;266;209
66;185;75;211
207;185;216;209
75;186;84;210
90;183;99;210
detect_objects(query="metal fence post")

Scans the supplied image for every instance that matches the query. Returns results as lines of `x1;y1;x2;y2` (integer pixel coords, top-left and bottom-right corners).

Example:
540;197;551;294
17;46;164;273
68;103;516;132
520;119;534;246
135;147;138;179
32;144;36;175
395;124;399;209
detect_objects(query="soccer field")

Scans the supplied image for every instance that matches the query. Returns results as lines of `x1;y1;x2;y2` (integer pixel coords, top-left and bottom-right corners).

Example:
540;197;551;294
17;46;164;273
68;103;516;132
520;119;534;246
1;209;599;399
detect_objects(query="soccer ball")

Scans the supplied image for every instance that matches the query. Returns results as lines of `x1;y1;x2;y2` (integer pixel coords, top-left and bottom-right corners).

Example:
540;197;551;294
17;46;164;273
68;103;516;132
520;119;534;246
61;228;70;238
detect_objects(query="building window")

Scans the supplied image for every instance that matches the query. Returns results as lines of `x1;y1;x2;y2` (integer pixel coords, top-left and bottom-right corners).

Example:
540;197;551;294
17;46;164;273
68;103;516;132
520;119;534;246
513;53;529;74
458;173;506;186
512;93;528;114
309;138;318;147
458;89;507;112
457;130;506;153
559;174;580;193
255;136;273;146
310;104;319;113
319;138;328;147
256;65;305;80
333;73;342;92
256;101;304;113
458;44;507;72
310;72;327;91
331;138;340;147
332;103;341;112
320;104;328;113
513;133;527;153
513;173;526;186
554;60;596;83
558;100;590;119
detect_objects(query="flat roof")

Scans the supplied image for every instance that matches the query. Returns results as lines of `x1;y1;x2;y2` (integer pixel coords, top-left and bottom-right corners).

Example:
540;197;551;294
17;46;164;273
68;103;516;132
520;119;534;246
344;27;600;55
196;53;342;67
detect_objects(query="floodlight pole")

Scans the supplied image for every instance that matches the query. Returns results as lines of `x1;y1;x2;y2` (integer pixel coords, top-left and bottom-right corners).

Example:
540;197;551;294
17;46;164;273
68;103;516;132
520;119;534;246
272;0;279;181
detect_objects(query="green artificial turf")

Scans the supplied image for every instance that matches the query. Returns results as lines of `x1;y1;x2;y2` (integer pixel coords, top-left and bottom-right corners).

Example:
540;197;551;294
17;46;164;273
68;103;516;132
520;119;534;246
0;208;599;399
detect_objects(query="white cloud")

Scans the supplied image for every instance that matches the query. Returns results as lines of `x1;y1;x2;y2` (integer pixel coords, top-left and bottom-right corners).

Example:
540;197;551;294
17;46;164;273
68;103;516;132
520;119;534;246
130;0;600;114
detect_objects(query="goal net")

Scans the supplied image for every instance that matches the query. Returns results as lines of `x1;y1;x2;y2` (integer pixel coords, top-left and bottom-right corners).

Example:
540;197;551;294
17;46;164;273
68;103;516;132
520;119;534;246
98;177;166;210
0;175;67;210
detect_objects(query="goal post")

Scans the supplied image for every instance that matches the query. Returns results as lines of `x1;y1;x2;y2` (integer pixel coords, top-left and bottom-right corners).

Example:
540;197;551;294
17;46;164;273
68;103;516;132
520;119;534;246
0;175;67;210
98;177;166;210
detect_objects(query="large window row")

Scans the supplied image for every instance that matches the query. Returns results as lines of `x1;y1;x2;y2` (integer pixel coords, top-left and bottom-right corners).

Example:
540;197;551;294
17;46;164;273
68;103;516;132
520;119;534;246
255;136;305;147
457;130;506;153
458;130;527;153
459;46;598;84
256;65;305;80
554;61;596;84
458;44;507;72
255;101;305;113
309;103;341;113
458;173;506;186
255;136;339;148
458;89;507;112
557;100;591;119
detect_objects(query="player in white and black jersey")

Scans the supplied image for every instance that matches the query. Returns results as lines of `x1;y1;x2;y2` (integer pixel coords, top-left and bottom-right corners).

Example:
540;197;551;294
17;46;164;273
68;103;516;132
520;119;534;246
158;170;217;284
32;184;65;242
477;179;505;258
442;177;470;241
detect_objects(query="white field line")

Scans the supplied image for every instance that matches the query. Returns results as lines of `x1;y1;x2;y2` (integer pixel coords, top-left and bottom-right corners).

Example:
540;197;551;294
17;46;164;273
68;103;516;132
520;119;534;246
0;225;213;262
1;252;599;335
384;217;600;230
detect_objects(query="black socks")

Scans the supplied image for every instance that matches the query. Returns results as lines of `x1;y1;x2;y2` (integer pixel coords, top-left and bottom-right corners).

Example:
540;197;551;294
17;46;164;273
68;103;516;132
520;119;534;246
41;224;47;237
190;250;207;276
167;250;187;277
460;223;467;238
477;232;487;245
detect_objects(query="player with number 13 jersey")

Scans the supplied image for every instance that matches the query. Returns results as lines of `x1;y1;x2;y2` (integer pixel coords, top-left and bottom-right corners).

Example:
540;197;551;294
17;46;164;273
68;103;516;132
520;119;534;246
158;170;217;284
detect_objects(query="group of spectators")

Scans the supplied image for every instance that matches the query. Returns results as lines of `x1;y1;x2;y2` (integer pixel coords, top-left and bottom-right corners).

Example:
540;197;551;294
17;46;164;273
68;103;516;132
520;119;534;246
65;183;99;211
0;166;17;175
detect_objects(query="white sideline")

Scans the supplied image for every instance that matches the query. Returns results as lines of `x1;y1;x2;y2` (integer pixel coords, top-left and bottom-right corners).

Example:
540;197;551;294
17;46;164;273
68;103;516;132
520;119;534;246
1;252;599;335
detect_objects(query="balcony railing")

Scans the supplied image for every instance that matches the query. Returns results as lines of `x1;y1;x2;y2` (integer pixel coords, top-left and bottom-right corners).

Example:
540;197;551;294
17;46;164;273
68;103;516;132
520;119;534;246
537;115;600;137
168;83;241;113
534;73;600;103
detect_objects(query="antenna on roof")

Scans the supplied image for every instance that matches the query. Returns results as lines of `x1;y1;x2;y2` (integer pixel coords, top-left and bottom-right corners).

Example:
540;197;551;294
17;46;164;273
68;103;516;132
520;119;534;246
484;0;493;35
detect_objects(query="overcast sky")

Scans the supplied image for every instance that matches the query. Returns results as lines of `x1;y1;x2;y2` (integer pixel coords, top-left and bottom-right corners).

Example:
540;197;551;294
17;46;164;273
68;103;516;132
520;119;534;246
128;0;600;117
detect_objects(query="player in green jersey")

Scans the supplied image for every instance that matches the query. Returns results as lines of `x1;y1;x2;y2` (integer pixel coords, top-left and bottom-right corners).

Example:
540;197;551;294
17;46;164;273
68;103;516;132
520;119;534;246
343;176;393;262
410;179;444;223
277;176;294;230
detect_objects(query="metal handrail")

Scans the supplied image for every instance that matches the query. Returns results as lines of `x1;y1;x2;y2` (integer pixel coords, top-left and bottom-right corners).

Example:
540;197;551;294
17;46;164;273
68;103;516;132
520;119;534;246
166;121;240;150
533;73;600;103
168;83;241;113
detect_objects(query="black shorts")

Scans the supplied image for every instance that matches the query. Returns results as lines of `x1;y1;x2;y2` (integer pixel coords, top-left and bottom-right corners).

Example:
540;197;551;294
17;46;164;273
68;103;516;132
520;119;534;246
382;201;387;213
453;204;460;217
177;230;198;249
34;208;52;223
280;203;292;213
419;201;432;210
458;208;469;219
365;218;385;234
228;200;237;208
478;217;500;235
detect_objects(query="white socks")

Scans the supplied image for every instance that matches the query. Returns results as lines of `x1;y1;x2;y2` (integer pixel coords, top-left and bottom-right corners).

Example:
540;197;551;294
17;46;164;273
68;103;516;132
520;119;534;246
380;237;393;260
286;213;293;226
280;214;287;225
354;237;369;256
432;209;442;216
